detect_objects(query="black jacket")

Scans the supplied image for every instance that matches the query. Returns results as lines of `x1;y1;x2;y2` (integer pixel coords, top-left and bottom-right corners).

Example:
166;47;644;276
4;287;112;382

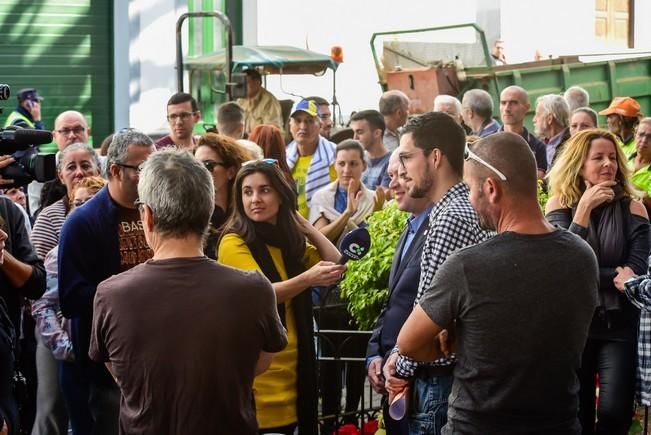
366;214;429;362
0;197;45;330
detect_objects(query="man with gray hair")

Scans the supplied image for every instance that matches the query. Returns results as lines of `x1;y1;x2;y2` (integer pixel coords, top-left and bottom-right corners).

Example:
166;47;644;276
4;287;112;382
533;94;571;167
563;86;590;112
434;95;463;126
379;90;410;152
58;129;155;435
461;89;501;137
89;150;287;434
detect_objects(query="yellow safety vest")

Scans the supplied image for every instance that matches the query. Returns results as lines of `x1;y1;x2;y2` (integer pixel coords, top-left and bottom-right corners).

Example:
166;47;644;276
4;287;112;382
4;111;35;128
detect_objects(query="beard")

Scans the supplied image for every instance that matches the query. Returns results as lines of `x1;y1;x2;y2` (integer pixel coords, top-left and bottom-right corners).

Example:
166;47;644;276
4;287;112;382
408;161;434;199
473;187;495;231
477;211;495;231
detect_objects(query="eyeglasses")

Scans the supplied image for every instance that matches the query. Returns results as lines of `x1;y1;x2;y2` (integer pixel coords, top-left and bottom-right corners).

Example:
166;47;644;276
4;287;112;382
202;160;227;172
398;149;432;169
72;198;90;208
56;126;86;136
167;111;196;122
243;158;280;167
116;162;142;173
464;144;507;181
134;198;145;211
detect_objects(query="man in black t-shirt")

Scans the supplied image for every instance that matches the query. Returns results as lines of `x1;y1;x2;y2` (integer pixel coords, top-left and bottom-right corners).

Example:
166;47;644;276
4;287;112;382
391;133;599;434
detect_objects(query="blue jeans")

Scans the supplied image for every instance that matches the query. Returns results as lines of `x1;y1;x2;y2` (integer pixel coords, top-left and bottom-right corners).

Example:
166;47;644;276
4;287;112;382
408;375;453;435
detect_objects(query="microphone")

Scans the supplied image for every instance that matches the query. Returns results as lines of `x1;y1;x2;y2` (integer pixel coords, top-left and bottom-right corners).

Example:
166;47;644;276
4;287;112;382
337;227;371;264
0;128;54;150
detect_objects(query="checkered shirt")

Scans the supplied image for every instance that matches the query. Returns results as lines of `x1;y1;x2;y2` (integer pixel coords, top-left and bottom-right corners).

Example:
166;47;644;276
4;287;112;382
624;275;651;406
395;182;494;378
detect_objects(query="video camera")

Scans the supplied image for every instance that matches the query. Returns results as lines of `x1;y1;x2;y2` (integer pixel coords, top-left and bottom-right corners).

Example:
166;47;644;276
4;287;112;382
0;83;57;188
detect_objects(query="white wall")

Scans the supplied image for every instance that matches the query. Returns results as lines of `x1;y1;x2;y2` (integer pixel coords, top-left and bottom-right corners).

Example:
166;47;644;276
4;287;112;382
501;0;651;63
114;0;186;135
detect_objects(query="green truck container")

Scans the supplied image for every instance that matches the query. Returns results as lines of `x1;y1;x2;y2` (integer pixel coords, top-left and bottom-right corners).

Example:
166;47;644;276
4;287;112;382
371;23;651;129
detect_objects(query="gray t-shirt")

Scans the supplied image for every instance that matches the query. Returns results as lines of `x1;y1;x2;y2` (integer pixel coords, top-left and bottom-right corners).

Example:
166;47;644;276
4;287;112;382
420;230;599;434
90;256;288;435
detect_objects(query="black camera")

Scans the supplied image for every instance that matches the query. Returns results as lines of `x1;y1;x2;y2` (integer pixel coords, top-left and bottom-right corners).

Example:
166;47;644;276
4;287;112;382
0;128;57;189
0;83;57;188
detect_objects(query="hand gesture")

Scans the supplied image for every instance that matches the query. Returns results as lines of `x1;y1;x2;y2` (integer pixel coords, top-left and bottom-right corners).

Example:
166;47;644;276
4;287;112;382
0;230;6;265
27;100;41;121
367;357;386;395
578;180;616;212
382;352;409;398
304;261;346;287
614;266;636;292
0;156;15;186
294;211;312;236
346;178;362;215
373;187;386;212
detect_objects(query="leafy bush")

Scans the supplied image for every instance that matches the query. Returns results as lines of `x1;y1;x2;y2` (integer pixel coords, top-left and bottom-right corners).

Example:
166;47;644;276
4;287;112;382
538;179;549;211
340;201;408;330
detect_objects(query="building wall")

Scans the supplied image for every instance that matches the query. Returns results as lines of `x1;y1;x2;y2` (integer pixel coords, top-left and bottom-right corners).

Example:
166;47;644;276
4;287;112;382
114;0;187;135
501;0;651;63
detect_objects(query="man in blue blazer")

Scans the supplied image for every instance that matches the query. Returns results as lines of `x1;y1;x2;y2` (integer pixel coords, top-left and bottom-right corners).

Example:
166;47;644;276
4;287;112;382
366;151;432;434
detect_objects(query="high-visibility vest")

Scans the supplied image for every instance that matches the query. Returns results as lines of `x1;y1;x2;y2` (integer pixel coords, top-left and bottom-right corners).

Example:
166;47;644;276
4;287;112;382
3;111;35;128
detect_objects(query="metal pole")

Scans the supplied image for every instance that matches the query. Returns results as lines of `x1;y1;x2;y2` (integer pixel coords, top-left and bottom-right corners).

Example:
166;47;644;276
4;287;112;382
175;11;233;95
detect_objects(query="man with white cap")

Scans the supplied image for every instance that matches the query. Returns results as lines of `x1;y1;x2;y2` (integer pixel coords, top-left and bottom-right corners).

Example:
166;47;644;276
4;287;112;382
285;99;337;219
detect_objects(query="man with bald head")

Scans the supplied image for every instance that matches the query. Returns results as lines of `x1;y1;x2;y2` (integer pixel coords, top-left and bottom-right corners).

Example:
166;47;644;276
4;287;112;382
366;150;432;434
499;86;547;178
28;111;92;214
52;111;90;151
394;132;599;434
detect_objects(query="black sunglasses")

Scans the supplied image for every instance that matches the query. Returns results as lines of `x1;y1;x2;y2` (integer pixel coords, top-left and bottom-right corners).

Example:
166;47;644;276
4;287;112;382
202;160;228;172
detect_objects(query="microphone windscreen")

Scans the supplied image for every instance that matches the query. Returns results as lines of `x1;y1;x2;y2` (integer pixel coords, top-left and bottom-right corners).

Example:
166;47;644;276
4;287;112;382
13;128;53;146
338;227;371;263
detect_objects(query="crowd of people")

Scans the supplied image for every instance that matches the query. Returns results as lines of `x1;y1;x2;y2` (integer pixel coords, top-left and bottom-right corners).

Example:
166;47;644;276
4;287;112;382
0;76;650;435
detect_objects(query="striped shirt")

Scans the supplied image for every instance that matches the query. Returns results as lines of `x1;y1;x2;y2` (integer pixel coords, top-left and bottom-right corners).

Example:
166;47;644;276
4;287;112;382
396;182;493;377
31;199;67;260
286;135;336;207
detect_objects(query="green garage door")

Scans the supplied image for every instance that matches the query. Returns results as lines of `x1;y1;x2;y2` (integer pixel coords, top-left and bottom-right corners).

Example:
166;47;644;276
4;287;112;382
0;0;113;151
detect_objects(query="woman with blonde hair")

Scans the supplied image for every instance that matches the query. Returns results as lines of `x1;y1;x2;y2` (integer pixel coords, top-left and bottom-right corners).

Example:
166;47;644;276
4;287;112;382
546;128;650;434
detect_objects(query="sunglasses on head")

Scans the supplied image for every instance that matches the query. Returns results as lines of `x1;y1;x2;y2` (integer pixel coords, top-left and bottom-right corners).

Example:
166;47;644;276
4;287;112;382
242;158;280;168
464;143;507;181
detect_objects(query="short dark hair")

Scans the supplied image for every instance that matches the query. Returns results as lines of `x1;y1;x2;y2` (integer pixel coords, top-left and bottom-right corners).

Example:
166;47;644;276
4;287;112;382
401;112;465;177
305;96;329;106
336;139;365;161
472;132;537;197
223;161;305;259
167;92;198;112
217;102;244;135
244;69;262;82
350;110;386;135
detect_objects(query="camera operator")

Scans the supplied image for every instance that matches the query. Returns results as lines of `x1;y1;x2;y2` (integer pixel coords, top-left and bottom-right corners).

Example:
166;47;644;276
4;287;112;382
0;155;46;434
3;89;43;132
